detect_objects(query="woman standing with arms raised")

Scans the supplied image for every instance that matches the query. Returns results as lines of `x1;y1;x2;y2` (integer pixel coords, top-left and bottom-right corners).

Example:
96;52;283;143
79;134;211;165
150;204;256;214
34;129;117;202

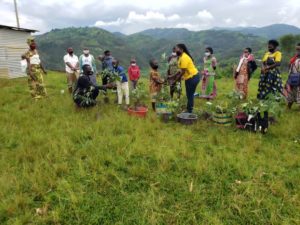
174;44;200;113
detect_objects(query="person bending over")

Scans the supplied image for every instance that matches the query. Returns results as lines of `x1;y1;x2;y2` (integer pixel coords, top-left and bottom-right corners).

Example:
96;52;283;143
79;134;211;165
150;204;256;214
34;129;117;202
73;65;107;108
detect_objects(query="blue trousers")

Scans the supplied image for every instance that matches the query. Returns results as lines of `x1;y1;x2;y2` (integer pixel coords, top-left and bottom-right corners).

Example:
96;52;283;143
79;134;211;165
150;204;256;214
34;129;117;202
185;74;200;113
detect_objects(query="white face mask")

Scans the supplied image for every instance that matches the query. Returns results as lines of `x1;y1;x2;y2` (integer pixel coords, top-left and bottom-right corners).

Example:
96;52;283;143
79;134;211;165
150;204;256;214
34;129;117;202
205;52;211;57
83;50;89;55
172;52;177;56
131;63;136;66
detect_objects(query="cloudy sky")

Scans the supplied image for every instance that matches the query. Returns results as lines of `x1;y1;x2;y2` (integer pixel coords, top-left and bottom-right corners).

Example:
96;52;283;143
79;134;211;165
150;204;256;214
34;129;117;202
0;0;299;34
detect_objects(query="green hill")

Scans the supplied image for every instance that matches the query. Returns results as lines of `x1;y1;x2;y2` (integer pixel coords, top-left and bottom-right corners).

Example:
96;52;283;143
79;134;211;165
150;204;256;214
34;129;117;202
137;28;191;40
36;27;266;72
35;25;300;72
134;29;266;67
212;24;300;39
35;27;148;71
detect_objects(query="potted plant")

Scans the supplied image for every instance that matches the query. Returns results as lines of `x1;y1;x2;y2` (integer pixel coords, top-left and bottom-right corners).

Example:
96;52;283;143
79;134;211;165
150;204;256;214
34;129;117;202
225;90;249;128
128;82;148;118
239;93;284;133
212;101;235;126
155;85;171;115
160;100;182;123
100;69;121;83
203;91;238;126
100;69;121;103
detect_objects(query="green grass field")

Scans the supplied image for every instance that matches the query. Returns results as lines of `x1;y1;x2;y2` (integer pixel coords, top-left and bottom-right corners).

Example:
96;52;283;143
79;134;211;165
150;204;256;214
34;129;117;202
0;72;299;225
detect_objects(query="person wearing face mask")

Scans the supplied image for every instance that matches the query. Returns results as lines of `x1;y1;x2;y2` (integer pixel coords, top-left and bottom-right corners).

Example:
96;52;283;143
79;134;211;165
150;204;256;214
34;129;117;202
112;59;130;108
257;40;283;100
234;47;256;99
167;47;181;99
128;58;141;89
201;47;217;99
149;59;165;111
175;44;200;113
63;47;79;93
101;50;114;86
24;37;47;99
79;48;97;86
285;43;300;109
73;65;107;108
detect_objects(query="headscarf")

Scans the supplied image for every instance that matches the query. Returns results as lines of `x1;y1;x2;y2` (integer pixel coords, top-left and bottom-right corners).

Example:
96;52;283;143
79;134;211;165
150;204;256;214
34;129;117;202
290;55;298;65
27;37;35;45
236;54;254;72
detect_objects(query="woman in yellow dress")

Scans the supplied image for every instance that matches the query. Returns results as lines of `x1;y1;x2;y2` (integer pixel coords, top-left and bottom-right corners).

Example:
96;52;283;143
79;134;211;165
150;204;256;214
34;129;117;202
25;37;47;99
257;40;283;100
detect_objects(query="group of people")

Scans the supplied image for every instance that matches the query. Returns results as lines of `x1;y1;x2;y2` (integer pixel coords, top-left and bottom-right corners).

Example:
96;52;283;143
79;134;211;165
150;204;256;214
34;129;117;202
23;37;300;113
62;48;141;108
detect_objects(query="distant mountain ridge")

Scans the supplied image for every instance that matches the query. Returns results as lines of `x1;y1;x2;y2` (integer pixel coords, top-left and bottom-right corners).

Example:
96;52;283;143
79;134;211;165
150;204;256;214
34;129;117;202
121;24;300;40
212;24;300;39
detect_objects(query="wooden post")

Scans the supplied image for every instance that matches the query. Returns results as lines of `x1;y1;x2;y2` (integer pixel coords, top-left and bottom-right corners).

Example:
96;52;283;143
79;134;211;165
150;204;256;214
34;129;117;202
14;0;20;28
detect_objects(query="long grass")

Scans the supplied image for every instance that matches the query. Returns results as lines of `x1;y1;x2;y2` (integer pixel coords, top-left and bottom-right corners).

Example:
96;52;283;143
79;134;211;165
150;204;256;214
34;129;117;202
0;72;299;225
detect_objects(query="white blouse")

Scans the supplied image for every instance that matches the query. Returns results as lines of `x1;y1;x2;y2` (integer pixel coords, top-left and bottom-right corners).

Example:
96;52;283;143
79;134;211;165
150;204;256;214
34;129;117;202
30;54;41;65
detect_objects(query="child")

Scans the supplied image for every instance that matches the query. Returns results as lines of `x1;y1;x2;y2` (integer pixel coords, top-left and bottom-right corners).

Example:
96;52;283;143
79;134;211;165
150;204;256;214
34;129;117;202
128;58;141;89
149;59;164;111
112;59;130;108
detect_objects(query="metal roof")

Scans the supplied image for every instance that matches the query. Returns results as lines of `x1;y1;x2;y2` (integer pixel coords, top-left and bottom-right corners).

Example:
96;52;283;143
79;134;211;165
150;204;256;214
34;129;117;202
0;24;38;33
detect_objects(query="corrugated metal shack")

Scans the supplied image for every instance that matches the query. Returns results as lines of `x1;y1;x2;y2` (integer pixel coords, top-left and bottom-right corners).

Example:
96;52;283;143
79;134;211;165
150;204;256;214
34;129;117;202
0;25;37;79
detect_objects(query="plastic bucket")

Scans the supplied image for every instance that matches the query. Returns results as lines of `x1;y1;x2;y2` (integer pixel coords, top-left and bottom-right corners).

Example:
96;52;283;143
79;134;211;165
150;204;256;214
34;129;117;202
128;107;148;118
156;103;168;115
213;112;232;126
177;113;198;125
235;112;248;129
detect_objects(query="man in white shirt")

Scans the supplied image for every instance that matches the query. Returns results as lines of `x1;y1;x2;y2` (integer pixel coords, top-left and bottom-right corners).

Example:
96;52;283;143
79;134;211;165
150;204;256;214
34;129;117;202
63;47;79;93
79;48;97;86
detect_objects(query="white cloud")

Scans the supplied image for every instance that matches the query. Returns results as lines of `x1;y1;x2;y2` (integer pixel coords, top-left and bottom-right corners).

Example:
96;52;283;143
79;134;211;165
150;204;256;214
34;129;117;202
168;14;181;21
94;11;180;29
278;8;287;16
238;21;248;27
238;0;252;5
175;23;200;30
95;18;125;27
127;11;165;22
0;7;46;32
196;10;214;20
100;0;186;10
225;18;233;24
127;11;180;23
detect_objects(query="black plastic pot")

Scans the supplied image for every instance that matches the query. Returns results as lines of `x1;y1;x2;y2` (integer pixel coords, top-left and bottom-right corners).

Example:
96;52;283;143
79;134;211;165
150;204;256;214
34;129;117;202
177;113;198;125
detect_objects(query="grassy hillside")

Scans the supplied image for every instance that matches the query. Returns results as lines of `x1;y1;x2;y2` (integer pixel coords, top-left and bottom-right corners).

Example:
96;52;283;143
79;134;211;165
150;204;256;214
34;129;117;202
36;27;148;71
0;72;299;224
35;25;300;72
129;29;266;68
35;27;266;72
